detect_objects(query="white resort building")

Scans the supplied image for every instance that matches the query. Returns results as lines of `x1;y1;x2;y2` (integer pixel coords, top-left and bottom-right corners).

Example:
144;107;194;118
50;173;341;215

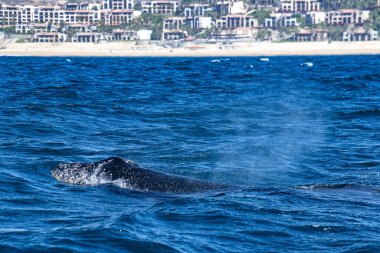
102;0;134;10
32;32;67;42
216;14;257;29
141;0;179;14
280;0;321;13
325;9;370;25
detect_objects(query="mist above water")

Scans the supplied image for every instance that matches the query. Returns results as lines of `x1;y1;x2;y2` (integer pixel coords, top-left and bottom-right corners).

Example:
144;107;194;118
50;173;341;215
0;56;379;252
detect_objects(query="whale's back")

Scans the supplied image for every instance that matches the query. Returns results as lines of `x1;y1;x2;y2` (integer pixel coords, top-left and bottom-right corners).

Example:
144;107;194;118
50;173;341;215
52;157;229;193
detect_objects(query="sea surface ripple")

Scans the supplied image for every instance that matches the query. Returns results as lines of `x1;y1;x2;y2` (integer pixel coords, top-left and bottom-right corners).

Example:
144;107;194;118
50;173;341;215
0;56;379;252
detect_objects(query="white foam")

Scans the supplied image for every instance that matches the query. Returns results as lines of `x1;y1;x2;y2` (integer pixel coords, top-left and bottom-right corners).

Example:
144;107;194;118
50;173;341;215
0;228;29;233
260;58;269;62
112;178;134;189
54;159;143;190
302;62;313;67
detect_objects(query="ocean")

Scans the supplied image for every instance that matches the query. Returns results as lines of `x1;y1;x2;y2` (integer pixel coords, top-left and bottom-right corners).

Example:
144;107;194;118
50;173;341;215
0;56;379;252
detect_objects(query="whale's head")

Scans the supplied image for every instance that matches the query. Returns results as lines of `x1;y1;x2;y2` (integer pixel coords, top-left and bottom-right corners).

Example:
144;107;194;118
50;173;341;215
51;157;135;185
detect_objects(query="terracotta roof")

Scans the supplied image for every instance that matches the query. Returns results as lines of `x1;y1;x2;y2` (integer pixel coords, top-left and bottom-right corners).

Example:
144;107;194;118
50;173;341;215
313;29;328;33
74;32;99;36
340;9;357;13
113;29;132;33
297;31;312;35
67;24;89;27
163;29;183;33
144;0;178;3
73;10;97;13
189;4;209;7
107;9;133;13
40;6;56;10
353;27;366;34
32;23;48;27
226;14;251;18
34;32;63;36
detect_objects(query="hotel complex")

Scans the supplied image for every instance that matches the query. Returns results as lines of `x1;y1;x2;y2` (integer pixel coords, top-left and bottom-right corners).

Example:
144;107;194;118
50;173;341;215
0;0;378;42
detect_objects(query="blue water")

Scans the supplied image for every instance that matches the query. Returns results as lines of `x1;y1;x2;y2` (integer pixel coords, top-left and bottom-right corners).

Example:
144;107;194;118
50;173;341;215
0;56;379;252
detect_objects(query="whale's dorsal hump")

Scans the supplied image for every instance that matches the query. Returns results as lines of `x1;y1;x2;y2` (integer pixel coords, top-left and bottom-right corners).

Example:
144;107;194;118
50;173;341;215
96;157;141;180
102;157;126;165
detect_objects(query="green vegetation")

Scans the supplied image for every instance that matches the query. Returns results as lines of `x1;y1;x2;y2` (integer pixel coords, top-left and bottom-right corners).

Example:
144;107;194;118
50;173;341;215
250;9;271;25
0;26;15;35
180;0;202;6
182;24;196;37
197;27;214;39
126;13;165;40
58;20;65;33
97;24;114;34
320;0;378;10
371;8;380;31
64;28;77;40
278;26;300;40
327;24;348;41
256;28;272;41
293;13;307;28
206;10;219;21
15;38;27;43
134;4;141;11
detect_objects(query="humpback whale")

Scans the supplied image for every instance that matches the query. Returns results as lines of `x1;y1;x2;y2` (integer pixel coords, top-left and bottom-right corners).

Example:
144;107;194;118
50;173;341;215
51;157;229;193
52;157;380;194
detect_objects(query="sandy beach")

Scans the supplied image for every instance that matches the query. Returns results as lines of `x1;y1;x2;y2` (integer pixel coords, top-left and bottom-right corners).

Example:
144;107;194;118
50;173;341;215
1;40;380;57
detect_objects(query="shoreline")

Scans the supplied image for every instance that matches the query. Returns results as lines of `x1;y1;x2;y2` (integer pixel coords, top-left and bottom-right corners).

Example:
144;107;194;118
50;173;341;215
1;41;380;57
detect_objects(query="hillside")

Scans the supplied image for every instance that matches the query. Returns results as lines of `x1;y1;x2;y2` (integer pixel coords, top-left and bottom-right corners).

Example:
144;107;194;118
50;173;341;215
320;0;379;10
0;0;98;5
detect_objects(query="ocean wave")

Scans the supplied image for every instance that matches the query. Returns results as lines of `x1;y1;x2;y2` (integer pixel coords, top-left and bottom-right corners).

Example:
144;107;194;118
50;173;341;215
0;55;379;252
334;108;380;119
295;183;380;193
